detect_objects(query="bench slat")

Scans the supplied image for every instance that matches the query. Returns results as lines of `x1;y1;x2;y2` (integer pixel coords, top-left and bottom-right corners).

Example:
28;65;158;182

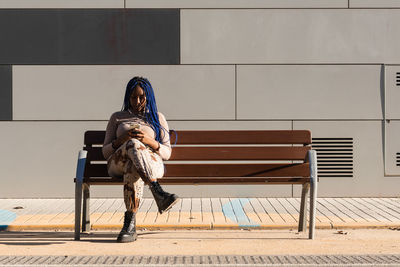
171;146;310;160
78;177;310;185
84;130;311;146
161;177;310;184
170;130;311;145
84;163;310;178
84;146;310;161
165;163;310;177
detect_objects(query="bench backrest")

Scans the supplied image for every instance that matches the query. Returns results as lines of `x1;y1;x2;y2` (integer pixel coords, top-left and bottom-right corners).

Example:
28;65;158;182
83;130;312;184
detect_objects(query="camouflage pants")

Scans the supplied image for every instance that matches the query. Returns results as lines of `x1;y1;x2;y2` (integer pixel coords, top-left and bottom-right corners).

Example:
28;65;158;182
107;139;164;212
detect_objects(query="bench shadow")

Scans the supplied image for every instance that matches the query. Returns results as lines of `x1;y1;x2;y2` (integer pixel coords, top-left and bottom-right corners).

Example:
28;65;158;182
0;231;103;244
0;242;65;245
0;231;161;244
0;230;307;244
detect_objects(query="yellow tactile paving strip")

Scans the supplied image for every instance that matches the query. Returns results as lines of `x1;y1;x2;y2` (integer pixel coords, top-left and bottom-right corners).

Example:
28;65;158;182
0;198;400;231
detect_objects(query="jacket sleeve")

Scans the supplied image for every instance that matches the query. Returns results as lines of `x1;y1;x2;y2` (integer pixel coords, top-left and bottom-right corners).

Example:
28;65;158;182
102;112;118;160
157;112;172;160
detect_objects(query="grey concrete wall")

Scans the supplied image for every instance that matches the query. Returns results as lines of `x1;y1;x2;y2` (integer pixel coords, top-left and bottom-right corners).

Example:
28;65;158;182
0;65;12;121
126;0;348;8
236;65;382;120
385;65;400;120
1;3;400;198
0;9;179;64
181;9;400;64
13;66;235;120
385;120;400;176
0;0;124;8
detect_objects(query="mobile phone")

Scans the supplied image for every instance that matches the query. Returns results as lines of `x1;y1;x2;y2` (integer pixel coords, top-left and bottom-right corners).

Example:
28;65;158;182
129;123;140;130
130;129;140;134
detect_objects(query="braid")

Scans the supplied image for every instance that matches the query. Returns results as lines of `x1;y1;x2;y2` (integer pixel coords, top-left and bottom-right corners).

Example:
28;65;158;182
122;76;168;143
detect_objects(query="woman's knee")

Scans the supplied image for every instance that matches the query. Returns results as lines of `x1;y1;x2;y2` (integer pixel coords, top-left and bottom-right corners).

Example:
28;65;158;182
126;138;146;152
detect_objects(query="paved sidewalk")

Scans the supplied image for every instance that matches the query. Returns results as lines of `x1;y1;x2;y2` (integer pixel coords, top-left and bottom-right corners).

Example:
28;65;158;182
1;229;400;257
0;198;399;231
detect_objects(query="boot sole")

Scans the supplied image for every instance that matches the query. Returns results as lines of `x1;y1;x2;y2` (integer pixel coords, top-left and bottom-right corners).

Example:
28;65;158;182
117;234;137;243
159;197;180;214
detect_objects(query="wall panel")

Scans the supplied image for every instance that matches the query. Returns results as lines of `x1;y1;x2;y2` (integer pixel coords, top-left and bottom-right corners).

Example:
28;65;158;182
0;9;179;64
384;120;400;175
0;65;12;121
13;65;235;120
385;65;400;120
181;9;400;64
127;0;347;8
0;121;107;198
350;0;400;8
237;65;382;120
0;0;124;8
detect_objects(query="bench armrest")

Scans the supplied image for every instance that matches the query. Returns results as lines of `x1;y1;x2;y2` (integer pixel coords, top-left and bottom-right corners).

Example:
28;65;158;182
307;149;318;182
75;150;87;183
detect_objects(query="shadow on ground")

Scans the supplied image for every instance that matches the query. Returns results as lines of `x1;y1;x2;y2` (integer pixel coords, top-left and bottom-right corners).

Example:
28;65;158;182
0;230;305;245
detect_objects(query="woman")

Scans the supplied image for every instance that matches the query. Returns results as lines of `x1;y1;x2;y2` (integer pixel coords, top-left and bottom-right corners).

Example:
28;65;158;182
102;76;179;243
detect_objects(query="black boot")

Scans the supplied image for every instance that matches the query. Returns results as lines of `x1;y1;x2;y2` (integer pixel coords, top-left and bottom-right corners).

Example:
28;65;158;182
149;181;180;214
117;211;137;243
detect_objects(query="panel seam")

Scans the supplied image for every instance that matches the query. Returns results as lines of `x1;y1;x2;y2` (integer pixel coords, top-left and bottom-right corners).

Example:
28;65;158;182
10;65;13;121
235;64;237;120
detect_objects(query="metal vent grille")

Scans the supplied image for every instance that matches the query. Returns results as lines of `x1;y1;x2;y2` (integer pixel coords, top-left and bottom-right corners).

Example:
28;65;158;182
397;72;400;86
396;153;400;166
312;138;354;178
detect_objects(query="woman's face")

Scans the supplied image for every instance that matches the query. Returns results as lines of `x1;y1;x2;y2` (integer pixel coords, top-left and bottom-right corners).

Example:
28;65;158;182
129;86;146;113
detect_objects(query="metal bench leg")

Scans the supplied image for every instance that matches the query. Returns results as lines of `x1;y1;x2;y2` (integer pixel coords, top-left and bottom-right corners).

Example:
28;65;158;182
308;150;318;240
298;183;310;232
74;177;83;241
82;184;90;232
74;150;87;241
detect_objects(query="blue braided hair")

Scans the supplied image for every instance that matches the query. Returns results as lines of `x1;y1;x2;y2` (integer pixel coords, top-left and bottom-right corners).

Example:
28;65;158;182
122;76;168;143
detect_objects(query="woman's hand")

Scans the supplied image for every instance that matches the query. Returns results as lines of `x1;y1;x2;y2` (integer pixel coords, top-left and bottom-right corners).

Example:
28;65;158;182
112;129;159;151
112;130;134;149
130;129;159;150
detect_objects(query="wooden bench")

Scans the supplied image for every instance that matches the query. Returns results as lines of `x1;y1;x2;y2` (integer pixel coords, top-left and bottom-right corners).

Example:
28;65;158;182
74;130;318;240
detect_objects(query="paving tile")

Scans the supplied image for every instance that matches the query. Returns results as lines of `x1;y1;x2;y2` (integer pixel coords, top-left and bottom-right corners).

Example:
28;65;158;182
190;198;203;225
210;198;226;225
179;198;192;225
319;198;357;223
330;198;370;223
165;198;182;224
257;198;286;224
291;198;329;224
201;198;213;224
268;198;297;224
249;198;274;224
239;198;261;225
137;199;152;224
363;198;400;221
341;198;387;222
